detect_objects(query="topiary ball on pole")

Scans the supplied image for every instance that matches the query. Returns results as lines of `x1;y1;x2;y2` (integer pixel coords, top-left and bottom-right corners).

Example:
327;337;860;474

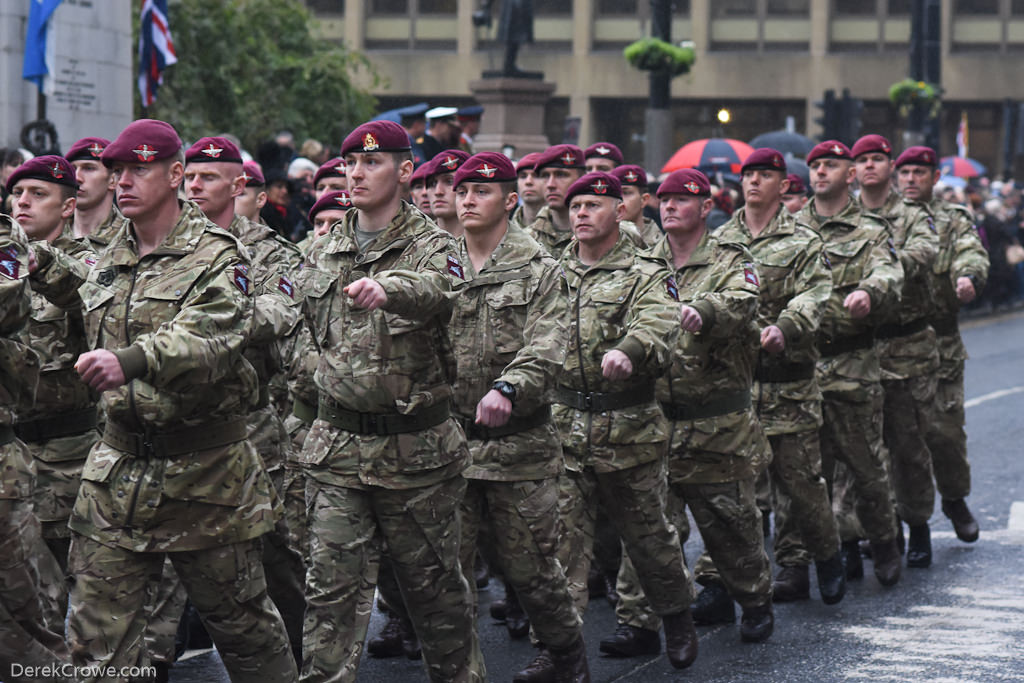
624;38;696;77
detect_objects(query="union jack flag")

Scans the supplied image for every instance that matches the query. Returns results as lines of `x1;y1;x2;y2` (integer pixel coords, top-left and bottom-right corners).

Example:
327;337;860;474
138;0;177;107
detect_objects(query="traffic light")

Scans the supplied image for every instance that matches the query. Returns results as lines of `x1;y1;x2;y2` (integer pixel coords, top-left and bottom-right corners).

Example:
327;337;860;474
815;89;839;141
838;88;864;145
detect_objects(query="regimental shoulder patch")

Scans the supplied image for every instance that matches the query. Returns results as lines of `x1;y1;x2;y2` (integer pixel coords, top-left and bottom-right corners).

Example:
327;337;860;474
887;237;898;260
926;215;937;234
97;268;115;286
277;275;295;299
665;276;679;301
821;252;832;270
232;263;252;295
743;262;760;287
84;255;97;267
0;246;20;280
447;254;465;280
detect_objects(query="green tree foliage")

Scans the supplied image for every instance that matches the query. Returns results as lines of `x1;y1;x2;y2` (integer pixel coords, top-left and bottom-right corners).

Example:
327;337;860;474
139;0;378;150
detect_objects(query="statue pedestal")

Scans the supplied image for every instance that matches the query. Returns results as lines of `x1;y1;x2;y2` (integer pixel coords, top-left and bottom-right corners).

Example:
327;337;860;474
469;77;556;158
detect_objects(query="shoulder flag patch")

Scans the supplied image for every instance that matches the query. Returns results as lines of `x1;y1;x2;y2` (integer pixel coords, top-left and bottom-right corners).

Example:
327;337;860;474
277;275;295;299
232;263;252;295
0;246;20;280
665;276;679;301
743;262;759;287
447;254;465;280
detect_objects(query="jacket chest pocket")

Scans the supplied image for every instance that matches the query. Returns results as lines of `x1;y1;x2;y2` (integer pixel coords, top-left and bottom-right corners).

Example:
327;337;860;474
80;281;117;349
586;287;631;346
136;267;206;332
755;249;799;301
299;268;340;346
484;277;531;355
825;238;870;286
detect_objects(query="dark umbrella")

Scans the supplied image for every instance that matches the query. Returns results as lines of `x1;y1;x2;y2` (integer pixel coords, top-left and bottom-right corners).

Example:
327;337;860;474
783;156;810;189
661;138;754;175
749;130;816;158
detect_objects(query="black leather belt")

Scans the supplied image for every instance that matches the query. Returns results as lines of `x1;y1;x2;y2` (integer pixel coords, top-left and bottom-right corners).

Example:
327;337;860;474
461;406;551;441
930;316;959;337
661;391;751;421
818;330;875;358
292;396;316;426
877;317;929;340
554;385;655;412
317;397;450;436
0;424;15;447
754;362;816;383
103;417;248;458
15;406;98;443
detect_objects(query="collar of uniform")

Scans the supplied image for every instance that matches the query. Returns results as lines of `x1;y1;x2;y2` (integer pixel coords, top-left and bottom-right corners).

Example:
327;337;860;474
229;213;276;246
646;227;715;269
528;205;571;240
106;200;201;265
458;222;539;281
561;229;636;274
806;194;859;232
734;203;794;239
325;200;425;257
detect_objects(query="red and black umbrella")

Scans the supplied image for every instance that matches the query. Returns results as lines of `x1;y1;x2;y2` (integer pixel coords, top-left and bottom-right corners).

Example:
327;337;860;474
661;138;755;175
939;156;986;178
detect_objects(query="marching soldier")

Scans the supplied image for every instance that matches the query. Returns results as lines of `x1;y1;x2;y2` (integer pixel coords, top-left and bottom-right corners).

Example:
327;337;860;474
512;152;543;228
583;142;623;174
612;164;662;246
66;137;127;246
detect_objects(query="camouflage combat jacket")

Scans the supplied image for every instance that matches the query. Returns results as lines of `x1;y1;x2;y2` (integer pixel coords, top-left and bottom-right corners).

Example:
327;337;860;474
229;214;303;472
450;222;568;482
647;231;768;484
621;216;663;248
861;191;940;380
296;201;469;490
553;232;679;473
32;200;279;552
800;197;904;401
0;217;37;429
716;205;831;435
78;203;129;251
526;206;574;258
927;199;990;370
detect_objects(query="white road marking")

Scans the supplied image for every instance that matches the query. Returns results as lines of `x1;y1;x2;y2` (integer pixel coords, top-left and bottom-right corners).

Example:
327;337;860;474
965;385;1024;409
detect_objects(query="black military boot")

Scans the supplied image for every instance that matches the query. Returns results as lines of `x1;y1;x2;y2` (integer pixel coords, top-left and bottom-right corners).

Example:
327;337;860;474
513;647;556;683
489;598;508;622
691;581;735;625
942;498;980;543
662;610;699;669
505;584;530;639
548;637;591;683
599;623;660;657
771;565;810;602
906;523;932;568
870;537;902;586
739;603;774;643
603;570;619;607
586;567;607;600
815;552;847;605
843;539;864;580
366;613;421;659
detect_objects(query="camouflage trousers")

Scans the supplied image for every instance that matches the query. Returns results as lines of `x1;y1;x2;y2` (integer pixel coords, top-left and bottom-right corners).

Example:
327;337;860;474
460;478;581;650
820;386;898;543
764;430;841;567
675;478;772;611
557;460;691;619
0;497;69;681
302;476;486;683
68;534;296;683
925;357;970;501
882;374;937;526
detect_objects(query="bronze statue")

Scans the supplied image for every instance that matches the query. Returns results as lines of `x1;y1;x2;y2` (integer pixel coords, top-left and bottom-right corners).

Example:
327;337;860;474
473;0;540;78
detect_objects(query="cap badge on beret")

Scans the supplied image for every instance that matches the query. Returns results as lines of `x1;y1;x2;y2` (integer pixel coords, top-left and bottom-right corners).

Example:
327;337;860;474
50;163;65;179
596;146;611;156
87;143;105;158
133;144;159;162
476;163;497;178
684;182;700;194
200;143;224;158
831;144;843;156
772;154;782;167
560;152;575;166
335;195;352;207
440;155;460;170
882;141;891;153
241;170;253;183
923;151;932;163
624;171;639;183
333;162;346;173
591;179;609;194
362;133;379;151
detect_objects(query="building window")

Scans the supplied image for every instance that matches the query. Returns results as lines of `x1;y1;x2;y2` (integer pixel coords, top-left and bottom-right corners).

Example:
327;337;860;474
834;0;876;14
597;0;638;14
419;0;456;13
711;0;809;52
371;0;408;14
306;0;344;14
954;0;999;13
536;0;572;15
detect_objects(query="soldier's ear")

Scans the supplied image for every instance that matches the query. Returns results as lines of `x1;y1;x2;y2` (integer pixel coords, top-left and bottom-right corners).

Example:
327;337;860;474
504;191;519;213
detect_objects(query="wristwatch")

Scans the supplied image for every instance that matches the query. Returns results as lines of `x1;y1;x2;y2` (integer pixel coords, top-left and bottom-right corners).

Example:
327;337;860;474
492;381;517;405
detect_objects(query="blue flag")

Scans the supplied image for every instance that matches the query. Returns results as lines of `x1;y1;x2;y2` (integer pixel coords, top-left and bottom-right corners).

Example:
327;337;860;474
23;0;64;92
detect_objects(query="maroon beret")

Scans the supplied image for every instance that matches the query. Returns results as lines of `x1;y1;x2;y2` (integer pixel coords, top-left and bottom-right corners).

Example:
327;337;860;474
410;162;431;185
309;190;353;222
742;147;787;174
185;136;243;165
241;161;265;187
611;164;648;188
807;140;853;165
851;134;893;159
584;142;623;164
65;137;110;163
453;152;516;188
515;152;541;174
6;155;78;194
101;119;182;167
423;149;470;178
565;171;622;205
783;173;807;196
313;157;347;186
656;169;711;198
895;145;938;168
535;144;585;171
340;120;411;157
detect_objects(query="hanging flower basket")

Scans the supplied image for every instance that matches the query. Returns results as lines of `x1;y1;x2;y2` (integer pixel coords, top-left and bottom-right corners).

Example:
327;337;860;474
624;38;696;77
888;79;941;119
